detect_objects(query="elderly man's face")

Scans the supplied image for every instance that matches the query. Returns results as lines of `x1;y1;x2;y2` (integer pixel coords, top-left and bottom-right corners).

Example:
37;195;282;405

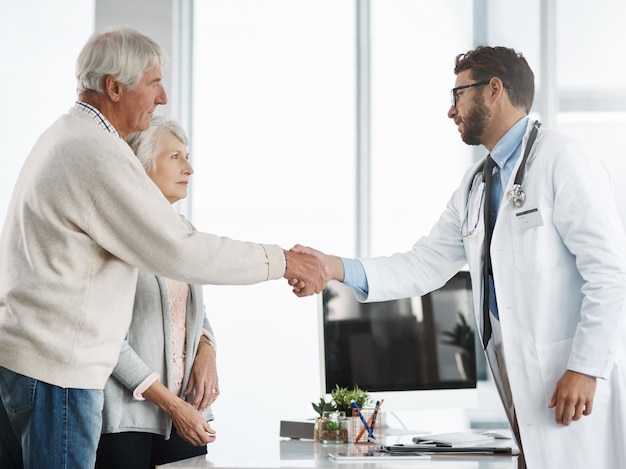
117;66;167;138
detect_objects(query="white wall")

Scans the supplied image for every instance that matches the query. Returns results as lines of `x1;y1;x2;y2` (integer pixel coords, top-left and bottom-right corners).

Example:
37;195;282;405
0;0;94;222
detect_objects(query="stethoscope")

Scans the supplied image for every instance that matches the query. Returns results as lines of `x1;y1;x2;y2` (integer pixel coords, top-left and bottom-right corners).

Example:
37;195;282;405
461;120;541;237
506;120;541;208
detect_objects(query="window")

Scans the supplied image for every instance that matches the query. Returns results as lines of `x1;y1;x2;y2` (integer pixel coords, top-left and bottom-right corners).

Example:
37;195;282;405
192;0;355;432
554;0;626;224
369;0;474;255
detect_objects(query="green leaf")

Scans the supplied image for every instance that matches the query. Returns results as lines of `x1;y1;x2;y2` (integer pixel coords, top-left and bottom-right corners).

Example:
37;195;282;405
311;397;336;416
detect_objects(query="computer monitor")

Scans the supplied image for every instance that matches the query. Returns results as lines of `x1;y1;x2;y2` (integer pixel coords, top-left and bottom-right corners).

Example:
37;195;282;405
318;271;480;417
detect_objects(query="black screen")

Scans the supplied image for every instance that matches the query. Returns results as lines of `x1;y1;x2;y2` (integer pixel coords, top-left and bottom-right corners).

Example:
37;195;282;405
322;271;478;393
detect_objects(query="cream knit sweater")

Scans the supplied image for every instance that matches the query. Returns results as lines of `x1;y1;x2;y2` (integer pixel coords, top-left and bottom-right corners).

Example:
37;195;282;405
0;108;285;389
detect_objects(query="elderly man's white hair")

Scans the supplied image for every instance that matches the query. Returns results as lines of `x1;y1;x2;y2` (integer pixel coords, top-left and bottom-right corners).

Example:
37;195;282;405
76;25;167;95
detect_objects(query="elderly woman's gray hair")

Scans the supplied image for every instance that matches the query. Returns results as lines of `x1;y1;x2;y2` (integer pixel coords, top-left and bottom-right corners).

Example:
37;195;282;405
76;26;166;95
126;115;188;172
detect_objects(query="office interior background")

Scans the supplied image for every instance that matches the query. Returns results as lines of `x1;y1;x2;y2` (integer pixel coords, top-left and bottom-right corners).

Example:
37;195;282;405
2;0;625;438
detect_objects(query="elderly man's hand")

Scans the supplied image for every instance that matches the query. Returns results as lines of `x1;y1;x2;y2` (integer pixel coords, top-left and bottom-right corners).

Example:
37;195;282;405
284;245;344;296
283;249;326;296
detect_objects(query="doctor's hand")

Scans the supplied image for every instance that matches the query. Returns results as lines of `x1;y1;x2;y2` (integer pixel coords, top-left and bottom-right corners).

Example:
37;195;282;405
283;248;327;297
287;245;345;296
548;370;596;425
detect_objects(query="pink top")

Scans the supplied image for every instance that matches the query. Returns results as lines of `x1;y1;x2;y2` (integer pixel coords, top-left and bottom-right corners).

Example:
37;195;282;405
164;277;189;395
133;278;215;400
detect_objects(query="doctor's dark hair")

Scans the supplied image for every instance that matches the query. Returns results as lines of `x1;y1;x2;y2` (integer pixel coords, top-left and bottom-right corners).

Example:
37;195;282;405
454;46;534;114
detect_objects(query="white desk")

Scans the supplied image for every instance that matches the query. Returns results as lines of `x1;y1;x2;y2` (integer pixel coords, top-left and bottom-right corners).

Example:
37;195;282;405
157;432;520;468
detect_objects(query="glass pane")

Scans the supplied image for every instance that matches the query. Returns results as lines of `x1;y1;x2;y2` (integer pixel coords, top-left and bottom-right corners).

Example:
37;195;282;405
191;0;355;431
192;0;355;253
557;0;626;108
488;0;541;86
555;0;626;224
370;0;474;255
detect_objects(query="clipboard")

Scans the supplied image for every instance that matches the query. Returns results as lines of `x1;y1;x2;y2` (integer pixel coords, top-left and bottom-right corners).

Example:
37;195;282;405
384;444;513;454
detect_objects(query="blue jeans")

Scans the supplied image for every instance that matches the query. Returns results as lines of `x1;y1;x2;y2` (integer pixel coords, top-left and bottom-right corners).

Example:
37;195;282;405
0;366;104;469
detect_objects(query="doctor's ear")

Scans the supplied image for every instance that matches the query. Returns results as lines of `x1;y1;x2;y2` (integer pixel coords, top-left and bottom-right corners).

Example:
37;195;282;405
487;77;507;100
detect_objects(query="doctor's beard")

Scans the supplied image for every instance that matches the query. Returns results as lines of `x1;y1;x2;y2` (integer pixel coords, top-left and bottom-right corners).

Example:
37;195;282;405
460;94;491;146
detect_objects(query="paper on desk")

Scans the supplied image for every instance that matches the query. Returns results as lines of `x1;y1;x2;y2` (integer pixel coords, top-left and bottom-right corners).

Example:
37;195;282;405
329;451;430;462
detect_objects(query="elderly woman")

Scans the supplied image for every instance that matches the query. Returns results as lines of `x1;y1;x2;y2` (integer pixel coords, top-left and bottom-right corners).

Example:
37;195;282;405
96;116;218;469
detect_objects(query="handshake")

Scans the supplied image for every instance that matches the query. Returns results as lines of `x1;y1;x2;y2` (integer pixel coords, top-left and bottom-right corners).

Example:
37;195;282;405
282;245;344;297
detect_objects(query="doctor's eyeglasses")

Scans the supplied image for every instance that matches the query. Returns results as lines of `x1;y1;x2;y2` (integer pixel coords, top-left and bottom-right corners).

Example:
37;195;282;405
450;80;490;108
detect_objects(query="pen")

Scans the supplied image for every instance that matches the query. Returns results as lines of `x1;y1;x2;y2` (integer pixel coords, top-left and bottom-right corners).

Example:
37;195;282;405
355;399;384;443
370;399;385;437
369;399;383;434
351;400;375;441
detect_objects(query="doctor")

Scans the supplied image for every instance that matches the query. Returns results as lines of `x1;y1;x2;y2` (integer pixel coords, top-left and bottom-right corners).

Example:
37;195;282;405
290;46;626;469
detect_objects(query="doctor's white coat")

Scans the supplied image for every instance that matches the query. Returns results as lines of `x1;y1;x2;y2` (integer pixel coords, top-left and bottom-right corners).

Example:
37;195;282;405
357;120;626;469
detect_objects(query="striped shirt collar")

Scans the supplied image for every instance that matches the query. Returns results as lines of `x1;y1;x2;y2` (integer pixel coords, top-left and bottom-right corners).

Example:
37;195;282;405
74;101;120;138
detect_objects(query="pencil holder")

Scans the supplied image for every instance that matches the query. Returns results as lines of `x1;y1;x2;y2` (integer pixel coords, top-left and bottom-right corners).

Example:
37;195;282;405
351;408;383;444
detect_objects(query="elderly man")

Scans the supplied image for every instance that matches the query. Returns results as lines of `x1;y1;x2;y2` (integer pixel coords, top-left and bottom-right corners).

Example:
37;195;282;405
0;26;322;468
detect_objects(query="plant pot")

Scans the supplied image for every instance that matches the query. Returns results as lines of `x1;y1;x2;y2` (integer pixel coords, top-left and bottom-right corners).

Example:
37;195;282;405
317;411;348;444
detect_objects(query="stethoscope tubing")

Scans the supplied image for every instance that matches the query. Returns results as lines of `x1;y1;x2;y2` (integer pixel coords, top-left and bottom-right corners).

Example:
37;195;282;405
507;120;541;208
461;120;541;235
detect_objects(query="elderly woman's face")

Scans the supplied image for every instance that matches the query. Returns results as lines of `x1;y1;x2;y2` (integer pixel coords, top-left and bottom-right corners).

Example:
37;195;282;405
148;132;193;204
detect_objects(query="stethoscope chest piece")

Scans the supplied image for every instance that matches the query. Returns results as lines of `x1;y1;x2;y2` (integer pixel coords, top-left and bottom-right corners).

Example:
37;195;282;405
463;120;541;235
505;120;541;209
507;184;526;208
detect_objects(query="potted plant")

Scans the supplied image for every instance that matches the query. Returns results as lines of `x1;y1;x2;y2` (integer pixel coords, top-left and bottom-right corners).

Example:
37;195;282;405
312;397;336;417
330;384;372;414
311;396;348;443
316;409;349;444
329;385;374;443
311;386;372;443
